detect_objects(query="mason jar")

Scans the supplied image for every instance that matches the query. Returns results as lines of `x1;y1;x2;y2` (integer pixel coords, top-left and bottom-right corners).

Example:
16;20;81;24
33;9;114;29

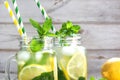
53;34;87;80
5;36;57;80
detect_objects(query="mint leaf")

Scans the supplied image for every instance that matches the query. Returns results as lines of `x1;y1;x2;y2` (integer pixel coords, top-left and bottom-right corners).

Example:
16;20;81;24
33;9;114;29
32;71;54;80
37;30;44;37
29;19;41;30
58;67;66;80
30;38;44;52
56;21;81;38
29;18;54;37
32;67;66;80
71;25;81;33
29;19;44;36
90;76;96;80
42;18;52;33
66;21;73;29
78;77;85;80
45;32;56;37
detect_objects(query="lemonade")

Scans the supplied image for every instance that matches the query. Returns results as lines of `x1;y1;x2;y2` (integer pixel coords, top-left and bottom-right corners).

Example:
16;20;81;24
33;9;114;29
5;18;83;80
16;37;56;80
55;46;87;80
54;35;87;80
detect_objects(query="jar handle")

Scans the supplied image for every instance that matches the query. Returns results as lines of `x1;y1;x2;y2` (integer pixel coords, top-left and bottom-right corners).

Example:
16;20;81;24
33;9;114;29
5;55;16;80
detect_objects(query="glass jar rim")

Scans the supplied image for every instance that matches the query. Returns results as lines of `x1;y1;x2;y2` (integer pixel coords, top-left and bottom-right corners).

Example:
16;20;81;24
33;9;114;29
53;34;82;47
19;35;54;48
19;35;54;42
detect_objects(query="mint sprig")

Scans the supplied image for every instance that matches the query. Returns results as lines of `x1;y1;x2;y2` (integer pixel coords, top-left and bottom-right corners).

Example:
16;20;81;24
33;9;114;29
29;18;55;38
29;18;55;52
29;19;81;52
32;71;54;80
55;21;81;38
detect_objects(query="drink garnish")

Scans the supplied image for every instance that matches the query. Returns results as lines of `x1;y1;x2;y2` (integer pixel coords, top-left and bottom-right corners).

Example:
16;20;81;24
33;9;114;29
29;18;55;52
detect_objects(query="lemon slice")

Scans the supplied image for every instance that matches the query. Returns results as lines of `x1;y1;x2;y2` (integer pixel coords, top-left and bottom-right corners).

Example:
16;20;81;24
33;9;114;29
19;64;47;80
59;55;72;80
67;53;87;79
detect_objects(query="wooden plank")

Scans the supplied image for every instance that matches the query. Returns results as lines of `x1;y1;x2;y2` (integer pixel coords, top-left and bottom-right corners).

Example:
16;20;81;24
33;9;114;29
0;50;120;79
0;73;8;80
1;0;120;23
81;24;120;50
0;73;17;80
0;23;120;50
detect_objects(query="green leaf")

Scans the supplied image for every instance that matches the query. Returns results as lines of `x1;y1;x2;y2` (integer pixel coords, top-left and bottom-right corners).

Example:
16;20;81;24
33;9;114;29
55;31;60;36
56;21;81;38
29;18;45;36
58;67;66;80
78;77;86;80
90;76;96;80
32;67;67;80
37;30;42;37
42;18;52;33
71;25;80;33
29;19;41;30
29;38;44;52
32;71;54;80
45;32;56;37
62;22;67;29
66;21;73;29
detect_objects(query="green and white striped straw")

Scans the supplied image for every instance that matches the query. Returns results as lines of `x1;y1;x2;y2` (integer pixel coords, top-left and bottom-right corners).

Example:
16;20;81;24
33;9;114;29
34;0;56;32
34;0;49;19
12;0;27;38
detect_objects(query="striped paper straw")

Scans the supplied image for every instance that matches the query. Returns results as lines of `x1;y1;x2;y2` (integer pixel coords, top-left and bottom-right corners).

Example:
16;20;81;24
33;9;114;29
12;0;27;38
4;1;23;37
34;0;56;32
34;0;49;19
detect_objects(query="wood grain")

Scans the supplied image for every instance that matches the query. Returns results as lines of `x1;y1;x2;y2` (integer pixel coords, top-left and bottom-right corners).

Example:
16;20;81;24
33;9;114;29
1;0;120;79
1;0;120;23
0;23;120;50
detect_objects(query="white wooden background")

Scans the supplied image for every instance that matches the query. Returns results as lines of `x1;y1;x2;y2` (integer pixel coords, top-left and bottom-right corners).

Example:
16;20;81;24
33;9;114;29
0;0;120;80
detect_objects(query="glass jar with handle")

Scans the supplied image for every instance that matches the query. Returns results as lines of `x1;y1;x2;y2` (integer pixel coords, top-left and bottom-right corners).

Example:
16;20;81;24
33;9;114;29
5;36;57;80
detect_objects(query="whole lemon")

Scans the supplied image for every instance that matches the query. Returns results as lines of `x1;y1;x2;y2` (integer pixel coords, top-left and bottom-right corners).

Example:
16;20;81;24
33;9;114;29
101;58;120;80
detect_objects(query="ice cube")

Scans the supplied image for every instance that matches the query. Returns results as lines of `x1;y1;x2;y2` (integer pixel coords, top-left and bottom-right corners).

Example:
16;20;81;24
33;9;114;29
35;51;43;62
62;46;76;56
17;51;30;62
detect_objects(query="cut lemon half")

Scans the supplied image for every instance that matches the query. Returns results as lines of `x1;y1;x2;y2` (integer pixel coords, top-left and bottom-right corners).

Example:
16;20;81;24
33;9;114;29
19;64;47;80
67;53;87;80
